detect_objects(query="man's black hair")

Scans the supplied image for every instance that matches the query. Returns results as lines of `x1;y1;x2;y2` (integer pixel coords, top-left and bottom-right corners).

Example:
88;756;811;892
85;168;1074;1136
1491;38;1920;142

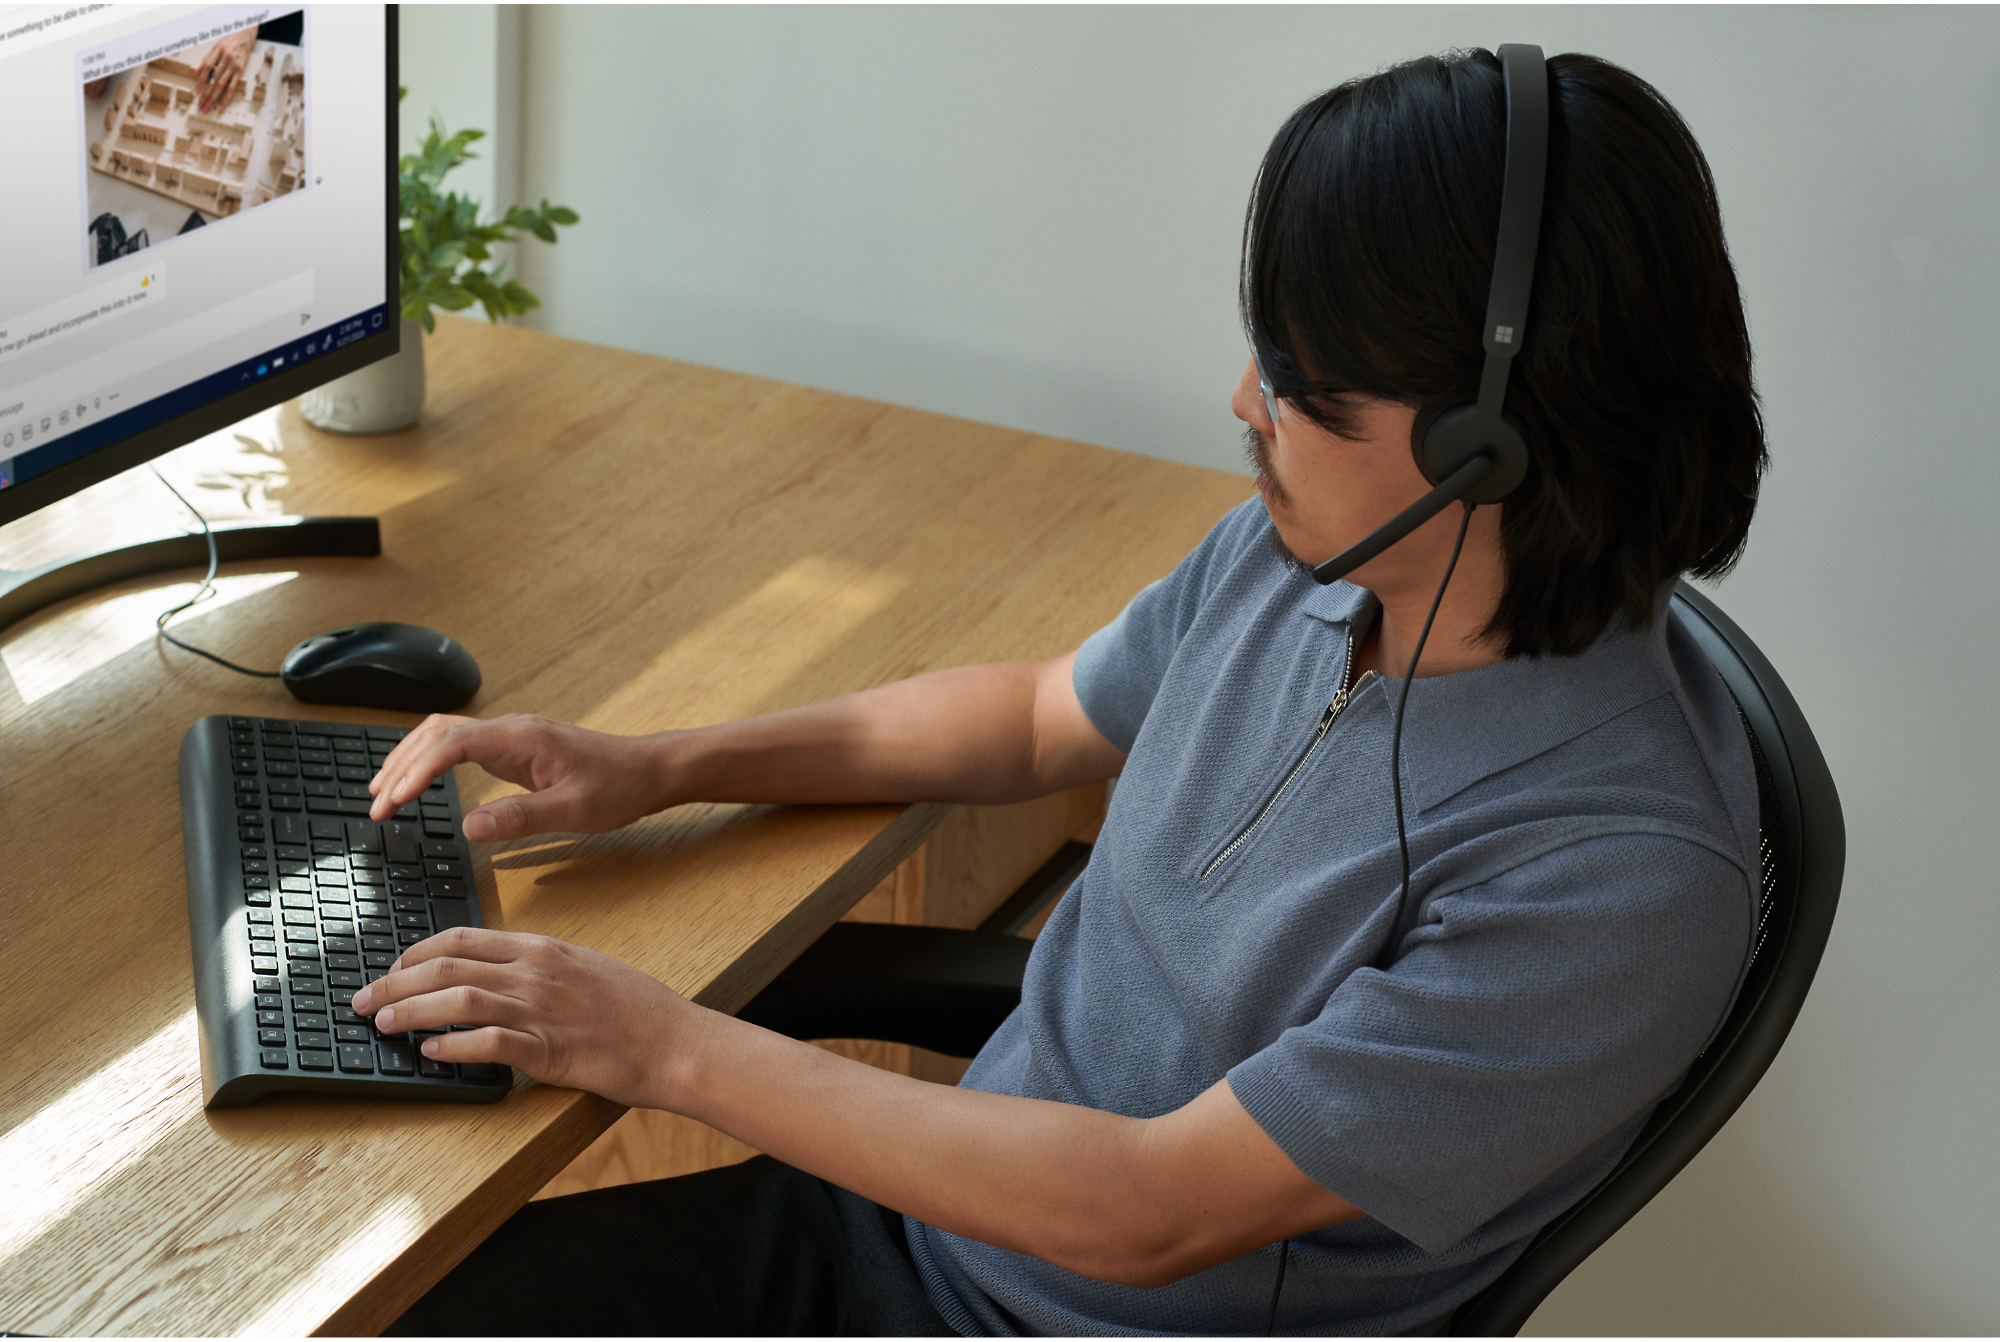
1242;49;1767;658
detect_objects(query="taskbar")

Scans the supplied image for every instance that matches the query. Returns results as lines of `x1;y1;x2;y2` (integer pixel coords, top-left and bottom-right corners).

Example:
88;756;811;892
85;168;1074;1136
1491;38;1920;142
0;302;393;491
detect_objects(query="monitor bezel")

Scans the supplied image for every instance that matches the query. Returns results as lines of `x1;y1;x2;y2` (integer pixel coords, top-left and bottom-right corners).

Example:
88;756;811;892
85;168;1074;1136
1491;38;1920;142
0;5;401;531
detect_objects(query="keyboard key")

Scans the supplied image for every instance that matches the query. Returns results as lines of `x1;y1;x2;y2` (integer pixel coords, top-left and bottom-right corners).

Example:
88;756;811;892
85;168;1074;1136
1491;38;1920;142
308;818;342;841
357;901;391;919
397;928;430;947
312;839;344;856
254;978;283;995
333;1006;364;1025
391;895;427;913
362;935;396;952
298;735;330;750
345;822;383;854
251;956;279;974
423;819;457;838
267;762;300;779
425;860;465;879
256;1010;284;1027
273;814;308;845
350;852;385;870
364;952;396;969
431;899;473;932
284;926;317;942
360;918;393;936
293;1013;329;1032
336;1024;370;1043
429;879;468;899
383;822;422;864
324;934;358;952
313;854;346;870
337;1043;374;1073
242;860;269;876
377;1039;417;1075
460;1063;504;1082
390;881;426;897
394;911;430;930
282;909;315;925
308;796;371;815
249;910;276;927
299;1050;334;1072
258;1027;286;1046
326;955;362;971
288;967;323;986
338;767;372;783
387;863;423;881
315;870;349;887
280;877;313;893
245;891;273;907
230;744;256;759
249;938;277;958
323;920;356;937
255;994;283;1011
351;869;386;887
241;845;269;860
291;994;327;1013
419;1057;454;1079
280;894;315;911
235;777;260;793
296;1032;332;1051
339;785;372;801
260;1051;290;1069
328;970;365;989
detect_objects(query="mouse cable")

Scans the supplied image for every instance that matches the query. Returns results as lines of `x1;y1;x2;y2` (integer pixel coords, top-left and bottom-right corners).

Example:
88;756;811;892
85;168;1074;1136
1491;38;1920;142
1378;499;1474;972
149;466;282;679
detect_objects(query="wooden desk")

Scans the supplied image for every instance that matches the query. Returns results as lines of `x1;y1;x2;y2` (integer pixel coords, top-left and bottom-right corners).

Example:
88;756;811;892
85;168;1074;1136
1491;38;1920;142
0;320;1247;1335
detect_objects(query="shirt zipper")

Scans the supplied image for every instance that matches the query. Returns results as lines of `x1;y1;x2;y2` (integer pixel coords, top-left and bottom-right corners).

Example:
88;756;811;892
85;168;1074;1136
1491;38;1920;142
1202;630;1380;880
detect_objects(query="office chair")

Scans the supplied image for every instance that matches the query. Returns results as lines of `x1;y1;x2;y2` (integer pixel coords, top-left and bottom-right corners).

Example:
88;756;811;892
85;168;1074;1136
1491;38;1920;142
737;583;1845;1336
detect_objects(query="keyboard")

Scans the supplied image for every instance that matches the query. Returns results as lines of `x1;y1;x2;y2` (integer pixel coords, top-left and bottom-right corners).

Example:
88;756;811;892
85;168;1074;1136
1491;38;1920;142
179;714;512;1107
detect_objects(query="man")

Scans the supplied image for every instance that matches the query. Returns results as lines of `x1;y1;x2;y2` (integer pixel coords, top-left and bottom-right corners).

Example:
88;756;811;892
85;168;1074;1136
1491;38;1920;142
371;48;1766;1335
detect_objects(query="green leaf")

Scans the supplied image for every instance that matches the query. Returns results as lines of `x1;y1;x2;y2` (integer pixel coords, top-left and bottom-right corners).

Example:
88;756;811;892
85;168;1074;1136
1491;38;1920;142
544;205;580;226
531;220;557;243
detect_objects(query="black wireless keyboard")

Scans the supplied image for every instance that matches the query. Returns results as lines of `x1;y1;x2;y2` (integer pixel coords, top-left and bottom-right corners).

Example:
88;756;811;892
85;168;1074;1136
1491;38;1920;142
179;714;512;1107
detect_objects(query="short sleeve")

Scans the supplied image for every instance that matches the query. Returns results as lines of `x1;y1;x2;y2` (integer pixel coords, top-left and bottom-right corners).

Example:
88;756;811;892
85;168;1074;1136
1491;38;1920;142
1072;499;1266;752
1226;831;1751;1255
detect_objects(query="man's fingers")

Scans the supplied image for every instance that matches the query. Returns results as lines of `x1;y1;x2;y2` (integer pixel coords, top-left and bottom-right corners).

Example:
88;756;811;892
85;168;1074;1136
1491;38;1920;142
367;714;479;816
377;982;522;1036
463;784;592;842
352;929;528;1012
421;1024;541;1072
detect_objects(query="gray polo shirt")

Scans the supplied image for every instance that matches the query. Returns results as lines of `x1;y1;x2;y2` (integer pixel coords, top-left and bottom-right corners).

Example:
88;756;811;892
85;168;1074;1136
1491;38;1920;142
906;498;1758;1336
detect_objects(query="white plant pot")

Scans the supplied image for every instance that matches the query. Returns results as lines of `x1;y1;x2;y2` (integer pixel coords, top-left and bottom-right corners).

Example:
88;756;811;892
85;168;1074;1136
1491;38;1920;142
299;318;427;434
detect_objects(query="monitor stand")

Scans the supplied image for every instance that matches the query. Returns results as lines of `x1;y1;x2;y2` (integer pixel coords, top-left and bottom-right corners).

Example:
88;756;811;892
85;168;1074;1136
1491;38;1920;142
0;516;380;639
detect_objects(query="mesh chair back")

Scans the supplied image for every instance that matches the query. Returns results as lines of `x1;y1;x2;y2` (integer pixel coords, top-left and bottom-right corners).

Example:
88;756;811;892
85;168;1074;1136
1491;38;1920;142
1450;584;1845;1335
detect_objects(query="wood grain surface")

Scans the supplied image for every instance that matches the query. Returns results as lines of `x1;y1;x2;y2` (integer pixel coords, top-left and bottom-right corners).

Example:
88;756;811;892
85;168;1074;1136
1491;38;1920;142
0;318;1248;1335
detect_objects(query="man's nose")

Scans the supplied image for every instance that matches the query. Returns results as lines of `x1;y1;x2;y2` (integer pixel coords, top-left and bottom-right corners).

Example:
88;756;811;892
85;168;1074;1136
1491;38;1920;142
1231;360;1272;434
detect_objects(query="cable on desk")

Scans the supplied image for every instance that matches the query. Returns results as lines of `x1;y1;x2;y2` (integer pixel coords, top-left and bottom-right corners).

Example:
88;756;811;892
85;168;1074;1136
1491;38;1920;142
150;466;282;679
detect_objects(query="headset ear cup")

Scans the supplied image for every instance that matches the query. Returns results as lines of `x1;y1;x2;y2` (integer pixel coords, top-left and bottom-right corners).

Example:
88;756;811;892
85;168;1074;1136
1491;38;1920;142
1409;403;1448;484
1415;404;1531;504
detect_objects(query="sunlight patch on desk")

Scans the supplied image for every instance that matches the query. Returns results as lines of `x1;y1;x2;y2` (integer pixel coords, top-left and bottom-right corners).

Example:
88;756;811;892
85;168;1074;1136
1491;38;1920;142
2;570;297;705
582;555;906;732
243;1194;424;1335
0;1009;199;1267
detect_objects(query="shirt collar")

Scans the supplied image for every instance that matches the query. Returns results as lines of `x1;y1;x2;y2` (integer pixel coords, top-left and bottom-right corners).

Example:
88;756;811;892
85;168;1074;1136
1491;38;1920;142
1301;578;1678;814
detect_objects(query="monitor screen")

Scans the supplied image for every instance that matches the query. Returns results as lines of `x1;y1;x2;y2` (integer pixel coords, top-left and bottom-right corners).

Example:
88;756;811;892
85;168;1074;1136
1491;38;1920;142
0;3;395;526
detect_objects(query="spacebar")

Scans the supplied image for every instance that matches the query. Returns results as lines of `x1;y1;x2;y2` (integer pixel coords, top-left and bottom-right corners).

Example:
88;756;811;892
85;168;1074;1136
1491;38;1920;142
306;797;373;815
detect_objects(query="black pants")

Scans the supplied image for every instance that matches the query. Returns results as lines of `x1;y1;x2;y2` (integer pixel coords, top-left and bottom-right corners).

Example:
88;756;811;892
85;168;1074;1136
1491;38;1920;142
387;1156;952;1336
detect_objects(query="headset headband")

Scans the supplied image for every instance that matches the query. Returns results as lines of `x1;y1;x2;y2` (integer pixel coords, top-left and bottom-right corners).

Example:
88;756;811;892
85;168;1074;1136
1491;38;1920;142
1477;44;1550;419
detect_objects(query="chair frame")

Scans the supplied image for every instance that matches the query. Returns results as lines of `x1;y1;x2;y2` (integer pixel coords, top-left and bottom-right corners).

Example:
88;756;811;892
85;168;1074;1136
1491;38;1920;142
1448;583;1845;1333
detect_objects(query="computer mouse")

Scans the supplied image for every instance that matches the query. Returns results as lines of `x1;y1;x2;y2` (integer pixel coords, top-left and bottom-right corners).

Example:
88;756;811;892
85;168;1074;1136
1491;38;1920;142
280;622;481;713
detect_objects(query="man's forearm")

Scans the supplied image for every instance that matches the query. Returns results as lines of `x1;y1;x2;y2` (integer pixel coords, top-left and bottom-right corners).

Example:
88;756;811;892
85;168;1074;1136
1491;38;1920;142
661;1007;1296;1288
658;657;1114;808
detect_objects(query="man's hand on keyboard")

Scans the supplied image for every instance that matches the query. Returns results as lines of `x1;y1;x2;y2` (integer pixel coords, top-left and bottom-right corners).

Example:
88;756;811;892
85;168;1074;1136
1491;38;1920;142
351;926;693;1107
368;714;671;841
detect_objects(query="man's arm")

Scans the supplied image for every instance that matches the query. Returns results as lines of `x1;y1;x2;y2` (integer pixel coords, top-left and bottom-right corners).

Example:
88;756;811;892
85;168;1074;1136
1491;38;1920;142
367;651;1124;836
354;930;1363;1288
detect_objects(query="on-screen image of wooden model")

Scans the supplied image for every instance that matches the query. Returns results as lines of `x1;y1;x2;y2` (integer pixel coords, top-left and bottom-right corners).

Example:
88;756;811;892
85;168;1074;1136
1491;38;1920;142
87;39;306;221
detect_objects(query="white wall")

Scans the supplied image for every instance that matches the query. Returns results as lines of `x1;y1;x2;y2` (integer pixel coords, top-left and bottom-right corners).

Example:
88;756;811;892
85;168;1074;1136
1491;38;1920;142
411;6;2000;1332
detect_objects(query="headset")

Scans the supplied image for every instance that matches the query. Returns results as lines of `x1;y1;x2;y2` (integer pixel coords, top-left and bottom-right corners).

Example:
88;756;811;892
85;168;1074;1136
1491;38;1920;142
1253;43;1546;587
1256;46;1548;1333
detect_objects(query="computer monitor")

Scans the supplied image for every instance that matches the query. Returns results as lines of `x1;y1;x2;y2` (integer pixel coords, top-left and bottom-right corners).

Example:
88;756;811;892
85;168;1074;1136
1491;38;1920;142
0;3;396;628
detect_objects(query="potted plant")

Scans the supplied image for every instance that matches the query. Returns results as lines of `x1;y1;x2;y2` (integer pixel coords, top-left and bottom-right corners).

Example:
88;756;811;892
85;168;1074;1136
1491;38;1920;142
301;97;579;434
